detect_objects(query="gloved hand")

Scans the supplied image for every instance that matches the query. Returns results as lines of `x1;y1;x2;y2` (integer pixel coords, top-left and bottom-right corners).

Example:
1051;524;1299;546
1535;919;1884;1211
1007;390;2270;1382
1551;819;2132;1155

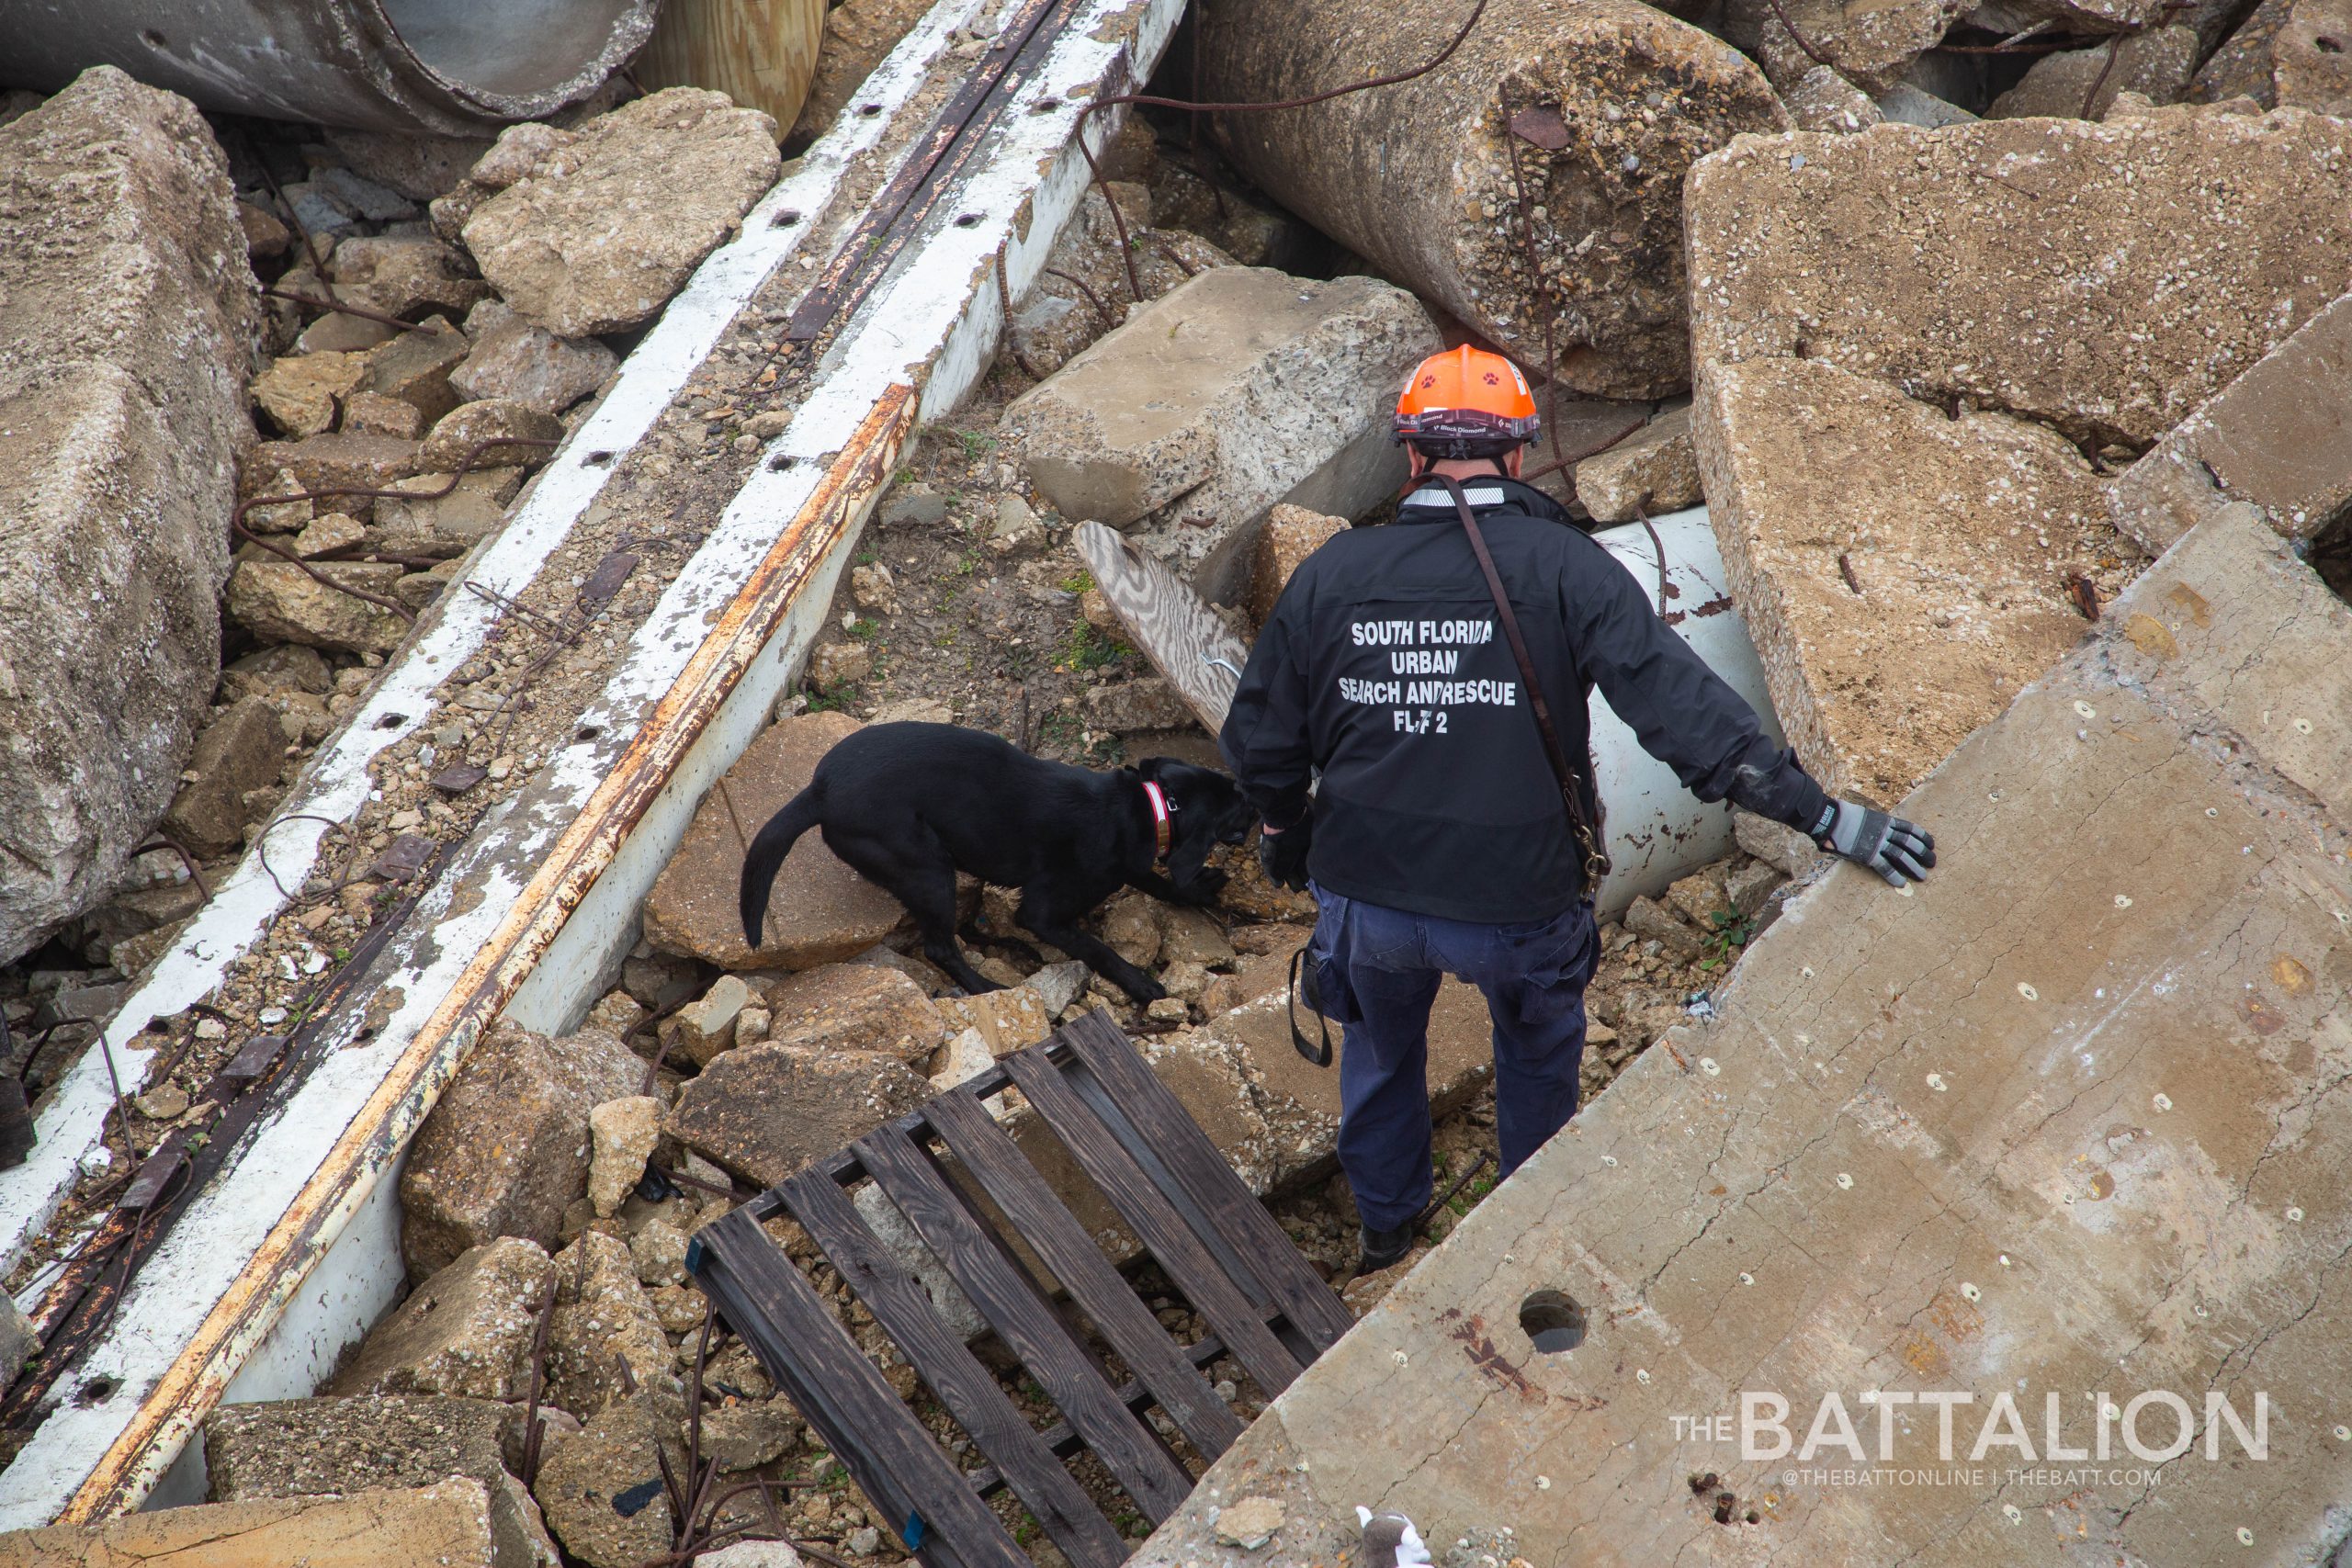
1258;815;1312;891
1811;799;1935;886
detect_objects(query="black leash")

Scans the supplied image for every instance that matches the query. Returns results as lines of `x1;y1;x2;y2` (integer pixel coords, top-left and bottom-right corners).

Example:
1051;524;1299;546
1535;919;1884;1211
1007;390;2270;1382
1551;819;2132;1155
1287;944;1333;1067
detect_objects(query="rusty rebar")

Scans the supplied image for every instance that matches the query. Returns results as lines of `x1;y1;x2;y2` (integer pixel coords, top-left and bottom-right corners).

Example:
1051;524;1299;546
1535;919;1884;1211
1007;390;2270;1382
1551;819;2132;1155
262;288;429;333
1073;0;1492;304
520;1271;560;1487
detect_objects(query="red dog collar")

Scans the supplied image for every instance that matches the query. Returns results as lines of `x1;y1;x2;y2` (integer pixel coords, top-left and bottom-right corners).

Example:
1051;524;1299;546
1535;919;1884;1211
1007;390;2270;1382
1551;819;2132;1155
1141;779;1171;863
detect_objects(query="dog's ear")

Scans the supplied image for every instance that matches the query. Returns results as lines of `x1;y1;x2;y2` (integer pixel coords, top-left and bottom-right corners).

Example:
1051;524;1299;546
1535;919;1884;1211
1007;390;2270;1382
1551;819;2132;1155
1135;755;1171;784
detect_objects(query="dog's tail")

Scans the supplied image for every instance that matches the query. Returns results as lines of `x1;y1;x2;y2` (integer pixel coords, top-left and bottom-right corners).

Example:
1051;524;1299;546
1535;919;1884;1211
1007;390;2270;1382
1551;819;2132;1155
739;786;820;950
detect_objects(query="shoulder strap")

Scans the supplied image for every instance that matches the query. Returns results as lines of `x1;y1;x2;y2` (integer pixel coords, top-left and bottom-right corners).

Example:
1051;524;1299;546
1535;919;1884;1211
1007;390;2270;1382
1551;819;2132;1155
1433;474;1611;887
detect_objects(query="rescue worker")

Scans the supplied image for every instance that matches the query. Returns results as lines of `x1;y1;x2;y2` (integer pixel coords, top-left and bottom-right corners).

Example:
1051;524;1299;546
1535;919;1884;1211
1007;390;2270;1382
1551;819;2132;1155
1220;345;1934;1272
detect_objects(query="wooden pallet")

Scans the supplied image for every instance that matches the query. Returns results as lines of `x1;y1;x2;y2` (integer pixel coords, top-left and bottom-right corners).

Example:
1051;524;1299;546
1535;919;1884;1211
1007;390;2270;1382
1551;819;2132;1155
687;1010;1354;1568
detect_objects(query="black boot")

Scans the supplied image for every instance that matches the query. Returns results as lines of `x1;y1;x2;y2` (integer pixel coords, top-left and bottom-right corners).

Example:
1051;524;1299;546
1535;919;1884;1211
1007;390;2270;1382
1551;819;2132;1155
1358;1222;1416;1273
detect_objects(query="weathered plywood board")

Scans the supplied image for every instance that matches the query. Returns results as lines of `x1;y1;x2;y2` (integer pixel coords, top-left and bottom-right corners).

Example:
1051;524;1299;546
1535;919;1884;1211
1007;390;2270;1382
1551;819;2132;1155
1074;519;1251;734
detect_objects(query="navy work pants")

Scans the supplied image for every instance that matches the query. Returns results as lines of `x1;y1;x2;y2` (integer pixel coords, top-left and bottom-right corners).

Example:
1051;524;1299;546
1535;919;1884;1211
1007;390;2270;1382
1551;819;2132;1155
1307;886;1600;1232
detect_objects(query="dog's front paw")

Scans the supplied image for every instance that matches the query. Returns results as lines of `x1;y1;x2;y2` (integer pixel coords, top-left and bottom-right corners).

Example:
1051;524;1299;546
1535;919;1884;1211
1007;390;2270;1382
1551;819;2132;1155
1175;867;1228;902
1119;972;1167;1004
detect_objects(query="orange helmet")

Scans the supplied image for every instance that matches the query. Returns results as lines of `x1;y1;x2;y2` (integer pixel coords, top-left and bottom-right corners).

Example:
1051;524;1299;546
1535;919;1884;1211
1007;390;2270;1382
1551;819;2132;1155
1393;345;1540;457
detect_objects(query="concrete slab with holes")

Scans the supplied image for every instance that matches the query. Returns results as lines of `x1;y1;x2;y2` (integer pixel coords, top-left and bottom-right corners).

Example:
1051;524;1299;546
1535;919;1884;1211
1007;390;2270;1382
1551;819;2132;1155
1131;503;2352;1564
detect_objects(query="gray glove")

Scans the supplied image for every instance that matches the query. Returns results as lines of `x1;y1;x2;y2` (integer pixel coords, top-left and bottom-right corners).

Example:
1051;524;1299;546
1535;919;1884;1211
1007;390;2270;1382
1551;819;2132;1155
1811;799;1935;886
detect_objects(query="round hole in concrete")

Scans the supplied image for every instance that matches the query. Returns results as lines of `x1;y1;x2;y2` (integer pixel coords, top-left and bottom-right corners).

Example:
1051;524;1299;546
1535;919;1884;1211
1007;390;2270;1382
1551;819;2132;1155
75;1376;119;1406
858;102;885;116
1520;1289;1587;1352
772;209;804;228
585;449;616;468
767;453;797;472
2319;32;2346;48
140;28;169;49
954;212;983;228
375;712;407;729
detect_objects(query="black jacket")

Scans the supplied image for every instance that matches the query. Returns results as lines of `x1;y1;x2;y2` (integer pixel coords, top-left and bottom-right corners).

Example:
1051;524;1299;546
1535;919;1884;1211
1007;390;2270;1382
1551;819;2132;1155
1219;477;1826;922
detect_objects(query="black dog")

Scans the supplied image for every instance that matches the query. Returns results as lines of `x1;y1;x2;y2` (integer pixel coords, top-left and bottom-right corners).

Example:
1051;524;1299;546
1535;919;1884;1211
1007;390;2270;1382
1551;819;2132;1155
738;722;1256;1001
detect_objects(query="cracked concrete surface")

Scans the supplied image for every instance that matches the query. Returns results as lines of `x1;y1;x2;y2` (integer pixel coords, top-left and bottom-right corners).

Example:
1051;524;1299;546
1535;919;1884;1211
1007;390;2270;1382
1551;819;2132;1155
1132;504;2352;1567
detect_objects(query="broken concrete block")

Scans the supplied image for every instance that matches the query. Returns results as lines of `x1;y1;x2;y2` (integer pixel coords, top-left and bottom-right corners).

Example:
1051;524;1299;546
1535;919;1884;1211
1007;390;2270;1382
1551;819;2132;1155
449;299;616;415
696;1405;802;1476
290;512;367;558
1722;858;1785;918
645;713;910;970
587;1097;662;1218
1783;65;1886;131
1157;905;1237;969
330;235;491;321
324;127;496;201
0;68;260;965
664;974;750;1066
1004;268;1436;604
934;987;1052;1055
1200;0;1785;400
1009;186;1234;378
243;432;421;522
1733;806;1829;879
929;1026;993;1089
417;399;563;473
251;351;370;439
469;123;577;192
1213;1495;1285;1551
374;468;521;558
760;964;945;1064
0;1479;530;1568
1666;868;1732;928
2192;0;2352;114
201;1393;515;1501
1247;504;1347;629
668;1044;933;1188
1988;27;2200;118
628;1219;688;1287
2109;288;2352;555
1574;405;1700;524
398;1021;645;1279
465;89;781;337
853;1183;989;1339
1623;894;1703;960
1724;0;1962;93
1696;355;2117;806
1686;106;2352;447
1129;504;2352;1568
1095;889;1160;968
362;321;471;426
225;559;410;658
331;1237;554;1402
531;1397;673;1568
1023;960;1091;1019
546;1232;675;1421
807;640;871;692
160;698;288;859
1083;676;1193;733
1206;975;1497;1190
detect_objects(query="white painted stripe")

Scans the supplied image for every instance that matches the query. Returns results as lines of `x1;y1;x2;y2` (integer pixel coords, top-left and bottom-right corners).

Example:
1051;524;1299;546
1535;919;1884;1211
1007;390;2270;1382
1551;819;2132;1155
0;0;989;1280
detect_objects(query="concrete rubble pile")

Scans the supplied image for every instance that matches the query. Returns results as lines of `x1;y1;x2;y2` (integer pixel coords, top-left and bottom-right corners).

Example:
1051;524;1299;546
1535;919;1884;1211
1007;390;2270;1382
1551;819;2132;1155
0;66;780;1130
6;0;2352;1553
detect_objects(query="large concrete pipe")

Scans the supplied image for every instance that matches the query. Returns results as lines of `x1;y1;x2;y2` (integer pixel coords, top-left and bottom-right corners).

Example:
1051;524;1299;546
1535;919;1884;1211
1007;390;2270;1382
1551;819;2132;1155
0;0;658;133
1588;505;1784;919
1196;0;1787;400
